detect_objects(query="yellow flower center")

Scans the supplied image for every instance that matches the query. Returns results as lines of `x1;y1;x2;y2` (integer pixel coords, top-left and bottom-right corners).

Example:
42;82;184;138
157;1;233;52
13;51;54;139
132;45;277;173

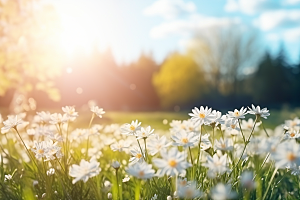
199;113;205;118
287;152;296;161
231;124;236;129
130;125;135;131
180;180;187;186
181;138;188;144
234;111;239;117
290;133;295;137
37;149;44;154
138;171;145;177
221;143;226;148
136;153;142;159
168;159;177;167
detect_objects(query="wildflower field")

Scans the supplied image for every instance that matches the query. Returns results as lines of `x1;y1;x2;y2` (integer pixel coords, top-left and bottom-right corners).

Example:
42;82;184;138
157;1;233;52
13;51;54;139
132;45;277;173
1;104;300;200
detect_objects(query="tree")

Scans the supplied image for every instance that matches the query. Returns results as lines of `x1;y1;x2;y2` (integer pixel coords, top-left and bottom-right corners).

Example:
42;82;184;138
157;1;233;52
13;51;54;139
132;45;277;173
153;52;207;108
0;0;63;103
188;24;263;96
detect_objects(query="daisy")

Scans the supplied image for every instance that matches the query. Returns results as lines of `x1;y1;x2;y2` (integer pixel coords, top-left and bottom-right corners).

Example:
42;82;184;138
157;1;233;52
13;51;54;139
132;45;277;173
36;111;51;124
120;120;141;136
62;106;78;121
136;126;154;139
171;130;198;148
247;104;270;120
227;107;247;122
152;147;192;177
214;138;233;151
189;106;214;126
210;110;226;127
210;183;237;200
177;181;202;199
241;118;260;131
31;141;49;160
90;106;105;118
129;146;145;164
284;117;300;131
273;140;300;169
110;140;131;152
225;119;240;132
203;154;229;178
126;162;155;179
147;135;172;156
200;134;212;151
69;158;101;184
285;130;300;139
1;115;23;133
240;171;256;190
49;113;68;125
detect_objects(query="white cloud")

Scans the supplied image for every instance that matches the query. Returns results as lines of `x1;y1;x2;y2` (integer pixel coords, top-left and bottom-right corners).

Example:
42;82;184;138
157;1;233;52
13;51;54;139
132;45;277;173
284;0;300;5
224;0;282;14
283;28;300;41
143;0;196;20
149;14;241;38
255;9;300;31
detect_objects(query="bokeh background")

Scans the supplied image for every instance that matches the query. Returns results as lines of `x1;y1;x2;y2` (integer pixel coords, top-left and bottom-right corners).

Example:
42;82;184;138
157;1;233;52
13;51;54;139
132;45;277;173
0;0;300;114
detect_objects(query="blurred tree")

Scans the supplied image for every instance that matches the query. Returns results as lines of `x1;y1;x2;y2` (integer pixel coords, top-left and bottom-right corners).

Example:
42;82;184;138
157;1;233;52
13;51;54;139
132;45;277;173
188;24;263;97
0;0;63;104
153;52;207;108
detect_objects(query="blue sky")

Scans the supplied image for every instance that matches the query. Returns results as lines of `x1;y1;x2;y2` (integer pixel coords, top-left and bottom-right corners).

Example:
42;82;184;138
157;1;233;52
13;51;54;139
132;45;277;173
51;0;300;64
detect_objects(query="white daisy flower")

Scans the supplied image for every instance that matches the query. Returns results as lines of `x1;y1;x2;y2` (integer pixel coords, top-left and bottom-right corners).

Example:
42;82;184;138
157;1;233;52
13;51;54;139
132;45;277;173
227;107;247;122
110;140;131;152
214;138;233;151
240;171;256;190
1;115;23;133
36;111;51;124
189;106;214;126
69;159;101;184
203;154;229;178
90;106;105;118
147;135;172;156
171;130;198;148
62;106;78;121
285;130;300;139
241;118;260;131
31;141;49;160
120;120;141;136
225;119;240;132
200;134;212;151
210;183;237;200
284;117;300;132
177;181;202;199
129;146;144;164
49;113;68;125
273;140;300;169
210;110;226;127
247;104;270;120
126;162;155;179
152;147;192;177
136;126;154;139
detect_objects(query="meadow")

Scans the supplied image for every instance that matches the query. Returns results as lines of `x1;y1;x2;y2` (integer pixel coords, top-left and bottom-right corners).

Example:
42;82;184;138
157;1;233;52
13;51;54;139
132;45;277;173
1;105;300;200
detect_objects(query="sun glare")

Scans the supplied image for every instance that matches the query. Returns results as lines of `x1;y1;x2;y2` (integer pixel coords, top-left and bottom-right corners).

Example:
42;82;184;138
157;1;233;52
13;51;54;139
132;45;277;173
54;1;116;56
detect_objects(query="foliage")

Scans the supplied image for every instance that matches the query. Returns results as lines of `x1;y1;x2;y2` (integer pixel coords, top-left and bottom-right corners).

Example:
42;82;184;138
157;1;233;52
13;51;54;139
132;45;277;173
0;0;63;101
153;53;208;108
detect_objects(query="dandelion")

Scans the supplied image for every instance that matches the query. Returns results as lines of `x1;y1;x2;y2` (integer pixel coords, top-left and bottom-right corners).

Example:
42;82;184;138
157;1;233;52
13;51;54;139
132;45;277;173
153;147;192;177
189;106;214;126
247;104;270;120
90;106;105;118
69;159;101;184
126;162;155;179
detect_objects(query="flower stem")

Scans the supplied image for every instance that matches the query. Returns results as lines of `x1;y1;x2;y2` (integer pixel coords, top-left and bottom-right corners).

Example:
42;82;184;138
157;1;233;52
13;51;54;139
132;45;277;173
238;119;246;143
261;122;270;137
262;167;278;200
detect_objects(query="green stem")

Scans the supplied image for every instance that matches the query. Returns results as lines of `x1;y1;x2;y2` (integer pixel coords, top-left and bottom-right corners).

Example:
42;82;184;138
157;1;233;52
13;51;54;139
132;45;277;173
261;122;270;137
262;167;278;200
238;119;246;143
86;113;95;159
188;146;194;165
196;125;202;166
136;138;145;160
143;138;148;162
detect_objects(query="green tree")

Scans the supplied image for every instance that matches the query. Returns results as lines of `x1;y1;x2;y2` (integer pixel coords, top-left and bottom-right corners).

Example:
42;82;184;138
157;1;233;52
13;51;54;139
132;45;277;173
0;0;63;101
153;52;207;108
